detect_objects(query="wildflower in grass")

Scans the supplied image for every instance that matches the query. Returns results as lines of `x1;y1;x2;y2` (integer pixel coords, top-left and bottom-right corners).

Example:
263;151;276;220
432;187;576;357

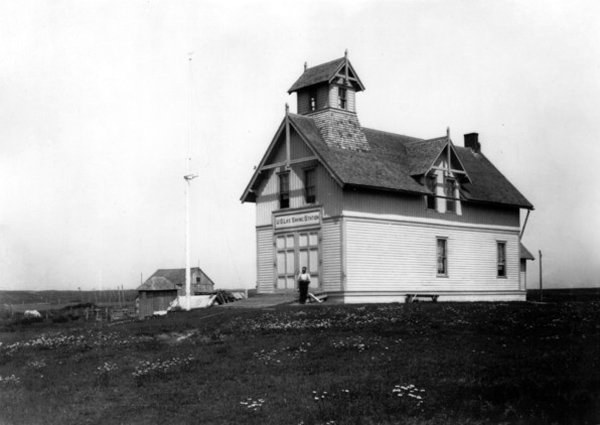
312;389;350;403
240;397;265;411
312;390;329;401
392;384;425;407
252;342;310;365
132;355;194;386
0;374;21;385
27;359;47;370
95;361;118;386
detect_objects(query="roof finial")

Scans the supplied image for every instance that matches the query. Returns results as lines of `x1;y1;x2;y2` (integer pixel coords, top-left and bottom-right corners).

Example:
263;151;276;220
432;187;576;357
446;126;450;139
285;103;289;115
344;49;348;59
304;61;307;72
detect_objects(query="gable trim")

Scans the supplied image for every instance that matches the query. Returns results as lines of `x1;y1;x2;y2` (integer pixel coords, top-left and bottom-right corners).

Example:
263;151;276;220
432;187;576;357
240;118;287;203
425;140;472;183
329;59;366;91
241;116;345;203
260;156;319;171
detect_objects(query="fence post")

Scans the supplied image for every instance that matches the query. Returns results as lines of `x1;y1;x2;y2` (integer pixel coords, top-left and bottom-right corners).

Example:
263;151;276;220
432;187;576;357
538;250;543;302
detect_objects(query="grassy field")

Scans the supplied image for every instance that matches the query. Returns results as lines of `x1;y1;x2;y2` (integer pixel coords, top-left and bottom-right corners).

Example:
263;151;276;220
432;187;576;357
0;299;599;424
0;290;139;311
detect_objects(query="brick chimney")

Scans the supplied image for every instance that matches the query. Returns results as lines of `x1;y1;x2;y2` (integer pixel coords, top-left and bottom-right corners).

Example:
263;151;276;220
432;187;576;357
464;133;481;153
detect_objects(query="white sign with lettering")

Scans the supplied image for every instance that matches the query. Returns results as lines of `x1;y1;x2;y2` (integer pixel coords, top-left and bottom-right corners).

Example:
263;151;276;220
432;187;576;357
274;211;321;230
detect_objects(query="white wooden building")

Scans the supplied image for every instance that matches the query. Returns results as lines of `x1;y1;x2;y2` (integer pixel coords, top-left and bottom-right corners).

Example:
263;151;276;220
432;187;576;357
241;53;535;303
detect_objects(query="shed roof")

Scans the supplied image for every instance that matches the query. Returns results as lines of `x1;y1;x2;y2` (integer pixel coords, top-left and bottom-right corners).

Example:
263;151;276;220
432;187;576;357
520;243;535;260
137;268;216;292
137;276;176;291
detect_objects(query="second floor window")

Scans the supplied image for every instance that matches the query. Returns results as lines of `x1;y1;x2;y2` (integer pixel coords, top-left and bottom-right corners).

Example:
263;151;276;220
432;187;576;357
279;173;290;209
304;169;316;204
338;87;347;109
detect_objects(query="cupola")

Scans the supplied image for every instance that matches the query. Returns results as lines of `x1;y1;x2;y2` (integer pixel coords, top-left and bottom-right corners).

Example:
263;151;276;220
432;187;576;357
288;50;365;116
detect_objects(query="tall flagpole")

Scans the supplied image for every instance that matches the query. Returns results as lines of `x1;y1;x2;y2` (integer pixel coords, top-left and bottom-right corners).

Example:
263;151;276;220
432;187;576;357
184;53;197;311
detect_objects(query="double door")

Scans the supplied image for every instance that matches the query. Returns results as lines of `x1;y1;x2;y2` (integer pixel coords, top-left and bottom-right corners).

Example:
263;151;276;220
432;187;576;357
276;231;319;291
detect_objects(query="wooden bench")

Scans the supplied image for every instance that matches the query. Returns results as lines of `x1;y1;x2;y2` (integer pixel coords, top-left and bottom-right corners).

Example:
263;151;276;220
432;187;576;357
406;294;439;303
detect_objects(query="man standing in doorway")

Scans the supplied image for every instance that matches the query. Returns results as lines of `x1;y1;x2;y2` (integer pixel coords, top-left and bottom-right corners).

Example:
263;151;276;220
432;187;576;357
298;267;311;305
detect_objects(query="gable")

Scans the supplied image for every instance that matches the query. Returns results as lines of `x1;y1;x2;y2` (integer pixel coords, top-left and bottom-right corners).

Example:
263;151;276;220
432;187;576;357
241;115;336;203
264;131;287;165
430;142;471;181
264;127;316;166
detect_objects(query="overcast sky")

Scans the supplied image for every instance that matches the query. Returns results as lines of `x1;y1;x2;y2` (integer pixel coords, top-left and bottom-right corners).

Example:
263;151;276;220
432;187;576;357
1;0;599;291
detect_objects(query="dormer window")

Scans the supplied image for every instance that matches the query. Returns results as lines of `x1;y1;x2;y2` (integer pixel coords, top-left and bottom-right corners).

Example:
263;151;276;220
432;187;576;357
445;178;456;214
309;90;318;112
338;87;347;109
426;175;437;209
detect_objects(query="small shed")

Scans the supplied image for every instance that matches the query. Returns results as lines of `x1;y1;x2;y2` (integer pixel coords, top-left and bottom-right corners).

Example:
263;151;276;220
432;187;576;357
519;243;535;289
136;267;216;318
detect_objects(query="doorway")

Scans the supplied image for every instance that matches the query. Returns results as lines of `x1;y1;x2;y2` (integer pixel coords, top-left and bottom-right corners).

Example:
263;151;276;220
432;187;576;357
275;231;320;291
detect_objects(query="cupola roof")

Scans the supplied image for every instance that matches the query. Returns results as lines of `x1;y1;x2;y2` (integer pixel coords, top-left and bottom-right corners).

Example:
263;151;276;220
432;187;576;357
288;54;365;94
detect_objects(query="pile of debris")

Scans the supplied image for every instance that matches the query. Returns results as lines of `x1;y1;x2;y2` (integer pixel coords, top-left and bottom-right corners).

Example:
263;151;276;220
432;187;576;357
201;290;240;305
167;290;245;313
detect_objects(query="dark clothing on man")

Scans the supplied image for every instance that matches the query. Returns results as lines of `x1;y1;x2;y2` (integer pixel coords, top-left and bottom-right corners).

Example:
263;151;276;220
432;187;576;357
298;270;311;304
298;280;309;304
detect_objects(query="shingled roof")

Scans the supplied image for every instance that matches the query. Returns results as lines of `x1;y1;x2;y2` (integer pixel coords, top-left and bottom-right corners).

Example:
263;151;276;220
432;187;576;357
137;268;216;292
137;276;175;291
289;114;430;195
520;243;535;260
285;113;533;208
405;137;448;176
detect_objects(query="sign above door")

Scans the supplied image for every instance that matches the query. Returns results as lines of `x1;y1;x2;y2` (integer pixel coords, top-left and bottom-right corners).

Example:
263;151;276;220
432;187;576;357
274;209;321;230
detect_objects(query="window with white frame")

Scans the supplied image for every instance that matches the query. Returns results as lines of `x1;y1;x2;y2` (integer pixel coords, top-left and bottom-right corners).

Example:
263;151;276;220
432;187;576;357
497;242;507;278
437;238;448;276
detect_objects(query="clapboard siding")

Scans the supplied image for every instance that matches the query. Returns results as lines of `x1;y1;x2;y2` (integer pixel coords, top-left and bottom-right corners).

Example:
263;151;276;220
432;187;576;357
520;261;527;290
317;165;343;217
322;218;342;292
297;84;329;115
344;189;520;228
255;169;278;226
328;85;356;112
290;130;314;159
297;92;310;115
265;131;286;164
256;227;274;293
345;218;520;292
